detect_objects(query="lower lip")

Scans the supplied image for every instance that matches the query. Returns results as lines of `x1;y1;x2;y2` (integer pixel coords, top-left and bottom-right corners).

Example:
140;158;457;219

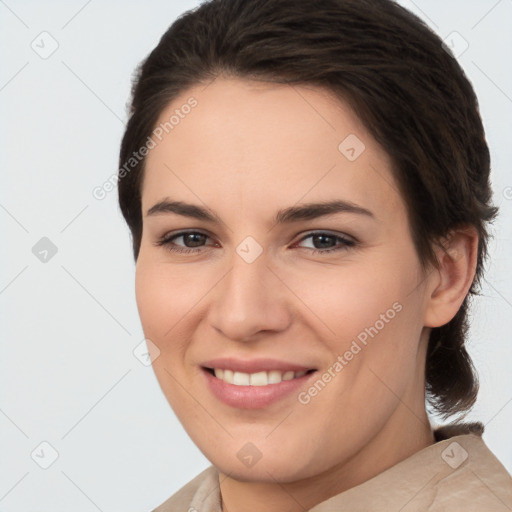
202;368;316;409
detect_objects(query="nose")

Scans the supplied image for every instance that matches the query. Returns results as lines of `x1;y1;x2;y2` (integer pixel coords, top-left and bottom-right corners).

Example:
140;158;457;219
207;250;292;342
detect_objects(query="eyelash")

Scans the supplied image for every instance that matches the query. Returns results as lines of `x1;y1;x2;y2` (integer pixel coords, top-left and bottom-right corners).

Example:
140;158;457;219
154;230;356;255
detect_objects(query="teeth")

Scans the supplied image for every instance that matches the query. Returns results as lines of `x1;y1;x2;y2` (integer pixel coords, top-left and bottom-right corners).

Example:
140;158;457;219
250;371;268;386
212;368;309;386
268;370;282;384
233;371;250;385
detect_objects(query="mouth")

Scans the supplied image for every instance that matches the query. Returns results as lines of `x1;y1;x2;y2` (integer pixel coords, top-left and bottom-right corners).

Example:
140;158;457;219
200;360;318;409
203;367;317;386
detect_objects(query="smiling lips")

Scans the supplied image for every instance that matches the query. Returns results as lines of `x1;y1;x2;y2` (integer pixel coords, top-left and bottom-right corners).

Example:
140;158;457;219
201;358;317;409
202;357;315;385
211;368;309;386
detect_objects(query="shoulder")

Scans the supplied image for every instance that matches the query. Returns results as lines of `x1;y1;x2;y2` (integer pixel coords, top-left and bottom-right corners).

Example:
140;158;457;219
151;466;220;512
311;429;511;512
427;432;512;511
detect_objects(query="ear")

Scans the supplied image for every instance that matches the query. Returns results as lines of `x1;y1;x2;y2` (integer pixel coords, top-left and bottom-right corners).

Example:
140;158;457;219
423;226;479;328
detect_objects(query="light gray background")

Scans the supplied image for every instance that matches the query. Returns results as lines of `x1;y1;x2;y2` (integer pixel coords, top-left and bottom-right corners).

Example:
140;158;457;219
1;1;511;510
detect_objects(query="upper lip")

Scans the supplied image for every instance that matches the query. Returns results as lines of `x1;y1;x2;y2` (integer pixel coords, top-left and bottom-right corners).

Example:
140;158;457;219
201;357;315;374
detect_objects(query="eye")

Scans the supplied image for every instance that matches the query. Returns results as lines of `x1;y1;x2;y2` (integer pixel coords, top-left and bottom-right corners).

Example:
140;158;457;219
294;231;356;254
155;230;216;254
155;230;356;256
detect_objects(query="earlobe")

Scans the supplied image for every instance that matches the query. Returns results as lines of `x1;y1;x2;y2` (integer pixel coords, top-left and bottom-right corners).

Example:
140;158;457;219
423;226;479;328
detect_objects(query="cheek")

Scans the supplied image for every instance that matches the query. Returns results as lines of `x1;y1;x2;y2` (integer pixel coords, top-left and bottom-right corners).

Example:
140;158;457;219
135;257;200;412
134;255;223;382
135;256;204;340
134;258;193;366
281;255;416;342
135;261;169;339
280;251;424;396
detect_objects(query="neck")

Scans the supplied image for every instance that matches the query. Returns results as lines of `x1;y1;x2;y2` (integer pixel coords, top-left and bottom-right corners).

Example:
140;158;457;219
219;336;434;512
220;414;433;512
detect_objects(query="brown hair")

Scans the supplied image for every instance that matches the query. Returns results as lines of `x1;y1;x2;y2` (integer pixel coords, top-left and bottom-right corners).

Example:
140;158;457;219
118;0;497;419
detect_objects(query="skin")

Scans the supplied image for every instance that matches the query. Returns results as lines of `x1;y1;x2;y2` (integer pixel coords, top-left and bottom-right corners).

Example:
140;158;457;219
135;77;478;512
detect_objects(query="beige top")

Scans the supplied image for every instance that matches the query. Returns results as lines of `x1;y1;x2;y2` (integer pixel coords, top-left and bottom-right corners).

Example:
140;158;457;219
152;425;512;511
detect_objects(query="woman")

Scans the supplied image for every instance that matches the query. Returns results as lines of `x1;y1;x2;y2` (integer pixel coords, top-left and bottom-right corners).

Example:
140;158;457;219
117;0;512;510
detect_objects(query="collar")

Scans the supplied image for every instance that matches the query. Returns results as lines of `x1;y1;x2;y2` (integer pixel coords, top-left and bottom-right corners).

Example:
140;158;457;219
170;424;511;511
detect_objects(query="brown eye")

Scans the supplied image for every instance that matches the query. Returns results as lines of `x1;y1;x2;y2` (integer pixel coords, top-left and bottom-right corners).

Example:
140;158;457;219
155;231;214;254
295;232;356;254
180;232;208;247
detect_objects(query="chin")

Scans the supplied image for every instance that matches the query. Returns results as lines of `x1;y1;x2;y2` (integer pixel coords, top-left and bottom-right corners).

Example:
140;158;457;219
198;437;325;483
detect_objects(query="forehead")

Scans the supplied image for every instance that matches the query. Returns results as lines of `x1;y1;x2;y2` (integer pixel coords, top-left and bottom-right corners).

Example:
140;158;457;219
141;77;405;224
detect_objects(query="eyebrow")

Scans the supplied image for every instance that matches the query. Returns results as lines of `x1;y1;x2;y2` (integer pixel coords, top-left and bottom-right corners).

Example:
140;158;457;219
145;198;375;224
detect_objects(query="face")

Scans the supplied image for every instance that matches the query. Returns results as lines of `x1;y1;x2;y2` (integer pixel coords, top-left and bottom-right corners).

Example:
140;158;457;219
135;77;433;484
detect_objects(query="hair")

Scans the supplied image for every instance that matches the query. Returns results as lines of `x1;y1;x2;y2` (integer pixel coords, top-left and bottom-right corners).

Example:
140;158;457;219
118;0;497;420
